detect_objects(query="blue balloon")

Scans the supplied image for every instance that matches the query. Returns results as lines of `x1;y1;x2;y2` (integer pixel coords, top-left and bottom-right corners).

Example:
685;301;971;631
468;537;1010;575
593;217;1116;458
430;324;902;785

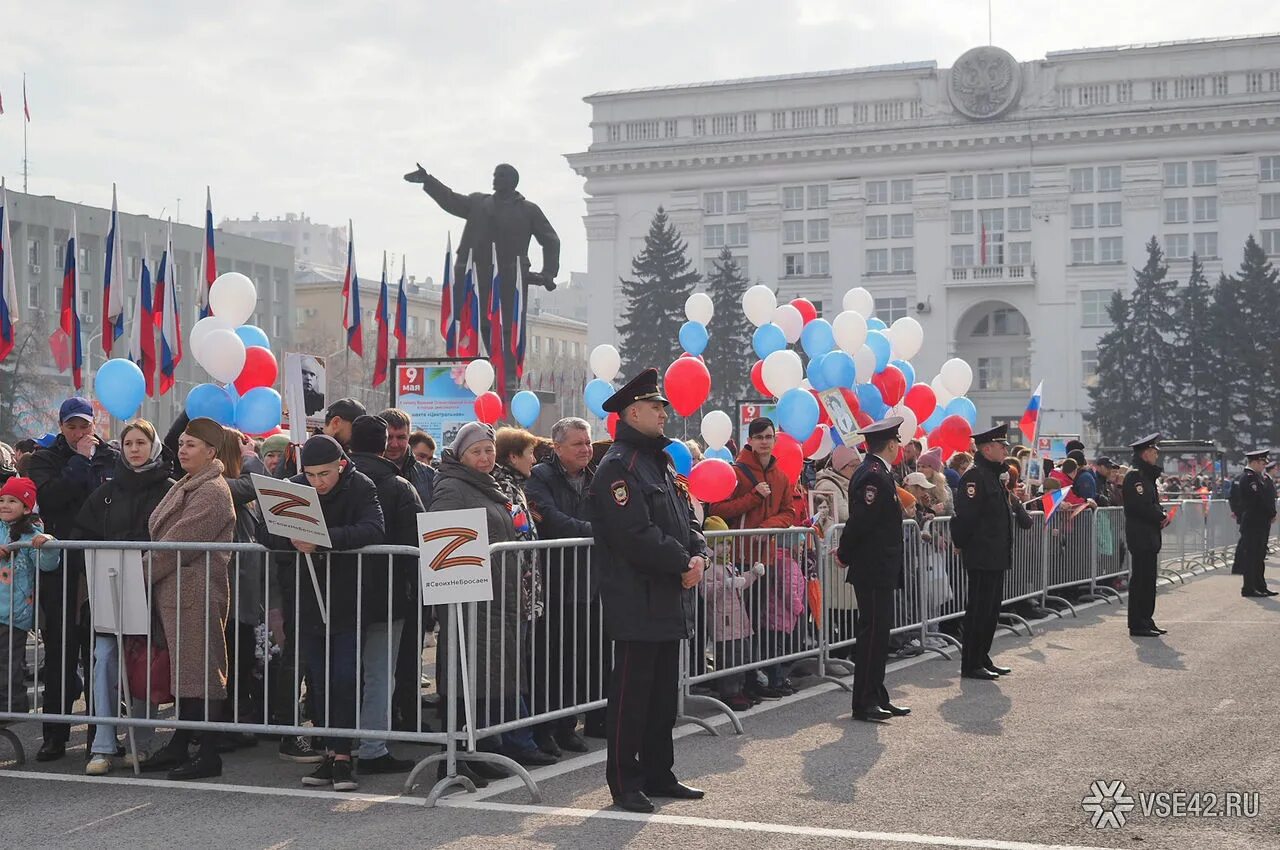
855;383;888;420
664;439;693;477
704;446;733;462
752;323;787;360
806;353;832;392
510;390;541;429
235;387;283;434
94;358;147;420
866;317;887;331
945;396;979;427
822;350;857;388
891;359;915;388
186;382;236;426
584;379;613;419
234;325;271;351
800;318;835;358
776;387;820;442
866;330;892;373
922;408;946;433
678;321;709;356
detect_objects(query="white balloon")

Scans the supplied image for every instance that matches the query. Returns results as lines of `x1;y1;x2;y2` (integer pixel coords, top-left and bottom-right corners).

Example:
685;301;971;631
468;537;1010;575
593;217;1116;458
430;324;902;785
197;329;246;383
742;284;778;327
762;350;803;397
799;378;812;390
190;316;235;362
832;310;868;354
771;304;804;343
931;375;955;408
940;357;974;397
685;292;714;325
842;287;874;317
589;344;621;382
890;317;924;361
464;359;495;394
208;272;258;327
806;424;834;461
895;405;919;443
854;345;876;384
700;410;733;449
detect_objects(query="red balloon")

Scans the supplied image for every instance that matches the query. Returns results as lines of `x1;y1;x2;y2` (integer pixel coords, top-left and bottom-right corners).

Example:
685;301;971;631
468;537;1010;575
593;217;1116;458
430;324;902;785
606;412;619;439
750;360;770;397
903;383;937;423
790;298;817;326
474;391;503;425
234;346;278;395
915;426;925;439
839;386;860;414
802;423;827;457
810;389;832;426
893;446;905;466
939;414;972;448
853;410;873;428
927;427;956;461
688;458;737;502
664;357;711;417
680;352;705;360
774;433;803;483
871;364;906;407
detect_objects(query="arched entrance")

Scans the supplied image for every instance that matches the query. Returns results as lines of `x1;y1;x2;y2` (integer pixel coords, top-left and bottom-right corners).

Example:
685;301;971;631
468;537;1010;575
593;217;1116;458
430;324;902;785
954;300;1032;438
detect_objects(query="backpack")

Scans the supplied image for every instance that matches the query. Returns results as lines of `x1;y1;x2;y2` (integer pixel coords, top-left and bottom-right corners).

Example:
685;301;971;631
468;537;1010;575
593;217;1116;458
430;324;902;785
1228;478;1242;515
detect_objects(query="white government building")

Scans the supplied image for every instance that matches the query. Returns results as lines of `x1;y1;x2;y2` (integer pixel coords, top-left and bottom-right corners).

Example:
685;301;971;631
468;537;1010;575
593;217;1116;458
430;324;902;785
566;33;1280;443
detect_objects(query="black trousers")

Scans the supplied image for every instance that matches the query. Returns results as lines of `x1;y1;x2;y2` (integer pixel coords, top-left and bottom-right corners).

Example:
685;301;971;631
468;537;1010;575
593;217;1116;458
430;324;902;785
850;583;893;711
535;599;606;734
961;570;1004;672
37;566;92;743
1128;550;1157;630
1239;526;1271;593
606;640;678;797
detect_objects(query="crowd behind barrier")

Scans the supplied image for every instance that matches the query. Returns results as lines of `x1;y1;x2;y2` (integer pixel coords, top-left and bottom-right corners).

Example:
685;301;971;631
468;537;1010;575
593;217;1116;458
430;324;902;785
2;497;1272;804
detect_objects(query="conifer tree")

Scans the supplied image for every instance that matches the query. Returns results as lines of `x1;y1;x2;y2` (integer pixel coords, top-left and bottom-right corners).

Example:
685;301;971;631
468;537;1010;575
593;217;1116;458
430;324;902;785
701;248;754;414
616;207;700;383
1169;254;1215;440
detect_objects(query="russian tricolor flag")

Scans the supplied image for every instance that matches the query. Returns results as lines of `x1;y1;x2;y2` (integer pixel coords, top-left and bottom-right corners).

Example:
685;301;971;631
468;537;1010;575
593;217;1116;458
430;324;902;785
57;212;84;389
488;244;506;397
1020;380;1043;444
197;187;216;320
128;234;156;396
372;251;389;387
394;255;408;360
102;184;125;356
456;251;479;358
441;234;455;357
341;221;363;357
510;263;526;380
0;184;18;364
156;223;183;395
1041;487;1067;521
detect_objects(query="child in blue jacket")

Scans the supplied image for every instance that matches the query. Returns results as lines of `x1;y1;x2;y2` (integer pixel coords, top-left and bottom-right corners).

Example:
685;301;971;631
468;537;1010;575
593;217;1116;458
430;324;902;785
0;477;60;714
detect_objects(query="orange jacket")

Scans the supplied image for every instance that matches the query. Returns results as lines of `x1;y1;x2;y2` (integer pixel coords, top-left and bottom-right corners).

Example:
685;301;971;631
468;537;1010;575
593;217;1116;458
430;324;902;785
708;448;797;530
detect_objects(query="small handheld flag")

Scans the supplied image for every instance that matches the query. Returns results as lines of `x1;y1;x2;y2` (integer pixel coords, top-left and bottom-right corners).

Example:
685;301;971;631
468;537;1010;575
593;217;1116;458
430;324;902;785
1041;487;1067;521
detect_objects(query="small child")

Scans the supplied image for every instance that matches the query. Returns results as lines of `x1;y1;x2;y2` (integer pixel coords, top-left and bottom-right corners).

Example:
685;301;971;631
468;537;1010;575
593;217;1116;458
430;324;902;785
699;516;765;711
0;477;59;714
763;534;808;695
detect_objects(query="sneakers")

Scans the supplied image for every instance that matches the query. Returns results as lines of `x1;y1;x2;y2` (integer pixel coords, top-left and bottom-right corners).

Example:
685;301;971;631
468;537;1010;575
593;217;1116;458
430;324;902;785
301;757;334;786
725;693;753;711
357;753;415;774
331;758;358;792
280;735;325;763
85;754;113;776
748;684;783;700
776;679;798;696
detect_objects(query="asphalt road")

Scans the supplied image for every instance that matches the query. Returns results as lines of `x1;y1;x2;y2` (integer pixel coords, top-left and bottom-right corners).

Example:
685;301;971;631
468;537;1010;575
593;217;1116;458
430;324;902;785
3;558;1278;850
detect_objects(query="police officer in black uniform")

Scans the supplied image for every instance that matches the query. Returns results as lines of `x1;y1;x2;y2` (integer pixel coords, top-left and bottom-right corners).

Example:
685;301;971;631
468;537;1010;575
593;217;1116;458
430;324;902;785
952;424;1033;680
1236;449;1278;598
837;416;911;722
588;368;708;814
1123;433;1170;636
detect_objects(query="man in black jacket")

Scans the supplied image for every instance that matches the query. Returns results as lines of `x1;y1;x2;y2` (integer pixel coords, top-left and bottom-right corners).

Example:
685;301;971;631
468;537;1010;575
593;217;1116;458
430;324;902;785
952;424;1033;680
1123;434;1170;636
26;397;120;761
525;416;596;752
1235;449;1278;598
588;369;707;814
348;416;425;773
837;416;911;722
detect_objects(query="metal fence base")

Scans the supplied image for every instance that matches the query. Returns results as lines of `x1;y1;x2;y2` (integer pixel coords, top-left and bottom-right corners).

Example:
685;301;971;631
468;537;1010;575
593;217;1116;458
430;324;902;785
1081;584;1122;604
680;693;742;735
407;750;541;805
1042;594;1078;618
920;631;962;660
0;726;24;766
998;613;1033;636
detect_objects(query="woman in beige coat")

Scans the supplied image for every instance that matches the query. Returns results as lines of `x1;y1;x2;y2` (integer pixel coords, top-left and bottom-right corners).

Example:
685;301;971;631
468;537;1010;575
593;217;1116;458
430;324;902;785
142;417;235;781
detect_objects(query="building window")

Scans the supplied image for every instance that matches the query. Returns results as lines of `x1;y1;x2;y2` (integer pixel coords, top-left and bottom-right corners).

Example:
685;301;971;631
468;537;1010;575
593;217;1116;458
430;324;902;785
1262;193;1280;219
890;179;913;203
408;316;419;335
726;223;749;247
711;114;738;135
807;185;829;209
1071;238;1095;265
1007;241;1032;265
791;108;818;129
1098;166;1122;191
1248;72;1264;93
1213;75;1228;96
27;283;38;308
704;192;724;215
783;253;805;276
1081;290;1112;327
692;117;706;136
1010;356;1031;390
951;244;975;267
1152;80;1168;100
782;186;805;210
875;297;908;323
951;176;974;200
1099;236;1124;263
704;225;725;248
727;190;748;214
807;219;829;242
1098;201;1122;227
865;249;889;274
1164;198;1188;224
783;220;805;244
890;213;913;238
1165;233;1190;259
1192;160;1217;186
1082;350;1099;387
866;215;889;239
1164;162;1188;188
823;106;839;126
1007;207;1031;232
891;247;914;273
866;181;889;205
607;124;621;142
807;251;830;276
1261;229;1280;255
703;255;749;278
951;210;974;235
26;238;39;267
1070;204;1094;229
977;174;1003;199
1262;156;1280;182
771;110;786;131
1069;168;1093;193
1117;81;1133;102
1193;232;1218;258
1192;196;1217;223
665;119;678;137
1008;172;1031;197
78;247;91;275
990;309;1026;336
976;357;1004;390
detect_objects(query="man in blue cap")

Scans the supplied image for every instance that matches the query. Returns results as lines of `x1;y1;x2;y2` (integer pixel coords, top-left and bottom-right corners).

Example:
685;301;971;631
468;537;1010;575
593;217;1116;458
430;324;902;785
587;368;707;813
1235;449;1278;598
1123;433;1170;636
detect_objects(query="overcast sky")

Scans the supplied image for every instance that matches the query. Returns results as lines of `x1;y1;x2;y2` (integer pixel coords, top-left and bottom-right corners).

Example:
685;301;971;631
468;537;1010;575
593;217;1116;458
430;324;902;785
1;1;1272;284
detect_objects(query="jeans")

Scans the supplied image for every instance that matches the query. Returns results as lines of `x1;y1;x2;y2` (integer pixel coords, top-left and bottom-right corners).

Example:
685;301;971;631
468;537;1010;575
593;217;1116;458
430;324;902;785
300;629;359;756
90;634;155;755
357;619;403;760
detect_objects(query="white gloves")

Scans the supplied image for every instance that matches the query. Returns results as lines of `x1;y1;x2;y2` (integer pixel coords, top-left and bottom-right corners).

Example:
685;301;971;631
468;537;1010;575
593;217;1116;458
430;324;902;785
731;576;748;591
752;562;766;576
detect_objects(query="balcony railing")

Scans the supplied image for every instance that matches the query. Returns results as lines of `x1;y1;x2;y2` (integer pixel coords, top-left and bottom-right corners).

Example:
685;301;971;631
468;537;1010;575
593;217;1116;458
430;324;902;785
947;264;1035;283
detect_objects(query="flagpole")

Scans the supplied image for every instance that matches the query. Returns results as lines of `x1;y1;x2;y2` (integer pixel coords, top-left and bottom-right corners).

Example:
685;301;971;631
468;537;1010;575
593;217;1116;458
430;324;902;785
22;74;28;194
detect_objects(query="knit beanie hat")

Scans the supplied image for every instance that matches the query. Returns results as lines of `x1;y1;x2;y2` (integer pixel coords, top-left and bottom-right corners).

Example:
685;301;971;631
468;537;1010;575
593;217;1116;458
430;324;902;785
0;476;37;512
703;515;729;532
831;445;859;471
349;415;389;455
300;434;345;467
260;434;290;456
917;446;944;472
451;421;495;457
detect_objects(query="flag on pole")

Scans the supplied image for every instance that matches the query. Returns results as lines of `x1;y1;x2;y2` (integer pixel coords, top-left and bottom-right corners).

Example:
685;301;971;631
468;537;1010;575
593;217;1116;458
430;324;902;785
341;220;363;356
1041;487;1067;522
1019;381;1043;445
197;187;216;319
157;222;183;395
0;185;17;364
440;233;455;356
456;251;479;358
372;251;389;387
510;262;526;380
22;74;29;122
394;255;408;361
488;244;506;397
55;213;84;388
128;235;156;396
102;184;125;356
0;88;4;115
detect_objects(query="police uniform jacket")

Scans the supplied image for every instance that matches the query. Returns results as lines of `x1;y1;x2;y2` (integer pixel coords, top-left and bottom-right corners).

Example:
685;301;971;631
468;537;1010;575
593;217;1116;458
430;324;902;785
1237;468;1278;529
588;420;707;642
836;454;904;589
951;455;1033;572
1122;458;1165;553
